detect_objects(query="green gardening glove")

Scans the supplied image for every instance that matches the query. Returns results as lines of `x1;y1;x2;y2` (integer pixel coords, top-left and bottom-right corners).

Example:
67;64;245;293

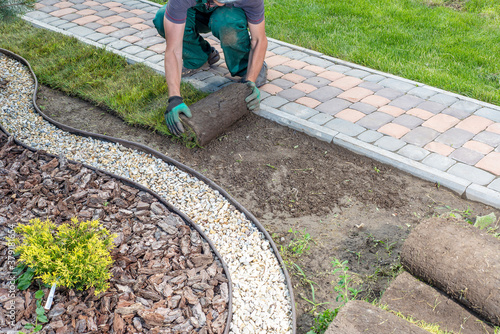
245;81;261;110
165;96;192;136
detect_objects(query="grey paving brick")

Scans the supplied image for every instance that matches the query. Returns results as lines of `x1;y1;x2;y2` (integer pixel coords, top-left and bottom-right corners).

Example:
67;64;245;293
282;50;308;60
429;93;459;106
24;11;51;20
450;100;481;113
324;118;366;136
38;0;59;5
273;65;294;74
112;22;131;29
85;32;108;42
292;69;316;78
48;18;69;27
145;54;164;64
308;113;334;125
488;178;500;192
72;0;86;3
422;153;456;171
95;10;116;18
58;22;78;30
90;5;107;11
358;81;383;92
189;71;214;81
350;102;377;114
134;28;159;39
204;75;231;87
326;64;351;73
40;14;60;23
301;56;333;68
277;88;306;101
435;128;475;148
303;77;331;88
67;25;95;37
260;91;271;100
138;13;155;21
466;184;500;210
375;88;404;100
416;101;446;114
119;12;137;19
266;41;280;50
344;69;371;79
408;86;438;100
475;107;500;123
363;74;385;83
135;36;164;48
333;134;471;195
402;127;439;147
398;145;430;161
262;96;288;108
211;67;229;76
84;23;103;30
271;78;295;89
107;40;133;50
134;50;157;59
316;98;352;115
306;86;342;102
393;114;424;129
280;103;318;119
449;147;484;165
448;163;495;186
357;130;383;143
356;112;394;130
378;78;417;92
98;36;119;45
272;46;292;55
109;27;139;39
473;131;500;147
38;5;58;13
389;94;425;111
374;136;406;151
72;4;88;10
442;107;471;120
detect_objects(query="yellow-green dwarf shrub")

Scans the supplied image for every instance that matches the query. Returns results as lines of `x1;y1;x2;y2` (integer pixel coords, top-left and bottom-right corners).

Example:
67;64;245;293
14;218;116;295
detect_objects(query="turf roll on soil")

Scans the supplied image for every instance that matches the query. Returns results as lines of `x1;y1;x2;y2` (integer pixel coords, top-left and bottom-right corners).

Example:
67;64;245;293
324;300;431;333
380;271;495;334
181;83;251;146
401;217;500;326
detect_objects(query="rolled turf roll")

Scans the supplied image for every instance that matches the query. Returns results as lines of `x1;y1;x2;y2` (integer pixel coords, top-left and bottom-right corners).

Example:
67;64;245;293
401;217;500;326
180;83;251;146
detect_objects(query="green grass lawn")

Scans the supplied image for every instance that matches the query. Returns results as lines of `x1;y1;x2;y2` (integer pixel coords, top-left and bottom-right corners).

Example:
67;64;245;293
264;0;500;105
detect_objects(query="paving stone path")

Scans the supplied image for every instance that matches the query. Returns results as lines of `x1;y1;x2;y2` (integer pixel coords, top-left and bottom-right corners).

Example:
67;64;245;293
24;0;500;209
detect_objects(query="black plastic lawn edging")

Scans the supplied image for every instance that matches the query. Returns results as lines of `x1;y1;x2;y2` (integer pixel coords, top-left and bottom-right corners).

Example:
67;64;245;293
0;48;297;333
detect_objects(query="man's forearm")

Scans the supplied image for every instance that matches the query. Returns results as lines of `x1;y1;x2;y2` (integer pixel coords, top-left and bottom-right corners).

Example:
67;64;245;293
164;48;183;97
246;36;268;83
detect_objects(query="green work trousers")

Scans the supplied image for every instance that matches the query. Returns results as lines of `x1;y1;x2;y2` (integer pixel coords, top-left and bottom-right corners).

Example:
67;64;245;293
154;3;251;77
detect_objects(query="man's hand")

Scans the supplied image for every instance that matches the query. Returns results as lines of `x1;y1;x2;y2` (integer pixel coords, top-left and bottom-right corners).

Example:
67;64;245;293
245;81;261;110
165;96;192;136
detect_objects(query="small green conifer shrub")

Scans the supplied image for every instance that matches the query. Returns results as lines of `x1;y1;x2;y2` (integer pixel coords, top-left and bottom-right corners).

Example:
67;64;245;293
14;218;116;295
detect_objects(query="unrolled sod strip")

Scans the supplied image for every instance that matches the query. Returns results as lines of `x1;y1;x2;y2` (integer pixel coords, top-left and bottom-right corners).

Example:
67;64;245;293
0;53;294;334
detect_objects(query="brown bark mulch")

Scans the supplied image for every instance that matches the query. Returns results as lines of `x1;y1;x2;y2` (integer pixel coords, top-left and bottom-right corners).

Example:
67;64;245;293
0;132;229;334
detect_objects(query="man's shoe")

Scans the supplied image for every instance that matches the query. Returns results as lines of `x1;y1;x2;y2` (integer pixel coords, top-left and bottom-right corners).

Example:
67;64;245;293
208;47;220;66
255;61;268;87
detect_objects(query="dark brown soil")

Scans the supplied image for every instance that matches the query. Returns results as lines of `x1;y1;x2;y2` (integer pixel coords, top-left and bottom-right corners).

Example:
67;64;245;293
35;85;500;333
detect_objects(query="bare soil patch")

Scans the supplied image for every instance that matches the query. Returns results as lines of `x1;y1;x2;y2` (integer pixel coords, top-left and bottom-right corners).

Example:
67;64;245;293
35;85;500;333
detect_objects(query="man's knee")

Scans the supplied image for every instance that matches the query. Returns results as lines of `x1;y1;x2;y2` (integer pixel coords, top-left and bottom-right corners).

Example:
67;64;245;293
210;7;248;46
153;4;167;38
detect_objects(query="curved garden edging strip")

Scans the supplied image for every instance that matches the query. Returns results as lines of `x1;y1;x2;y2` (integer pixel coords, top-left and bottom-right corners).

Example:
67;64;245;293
0;48;297;333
